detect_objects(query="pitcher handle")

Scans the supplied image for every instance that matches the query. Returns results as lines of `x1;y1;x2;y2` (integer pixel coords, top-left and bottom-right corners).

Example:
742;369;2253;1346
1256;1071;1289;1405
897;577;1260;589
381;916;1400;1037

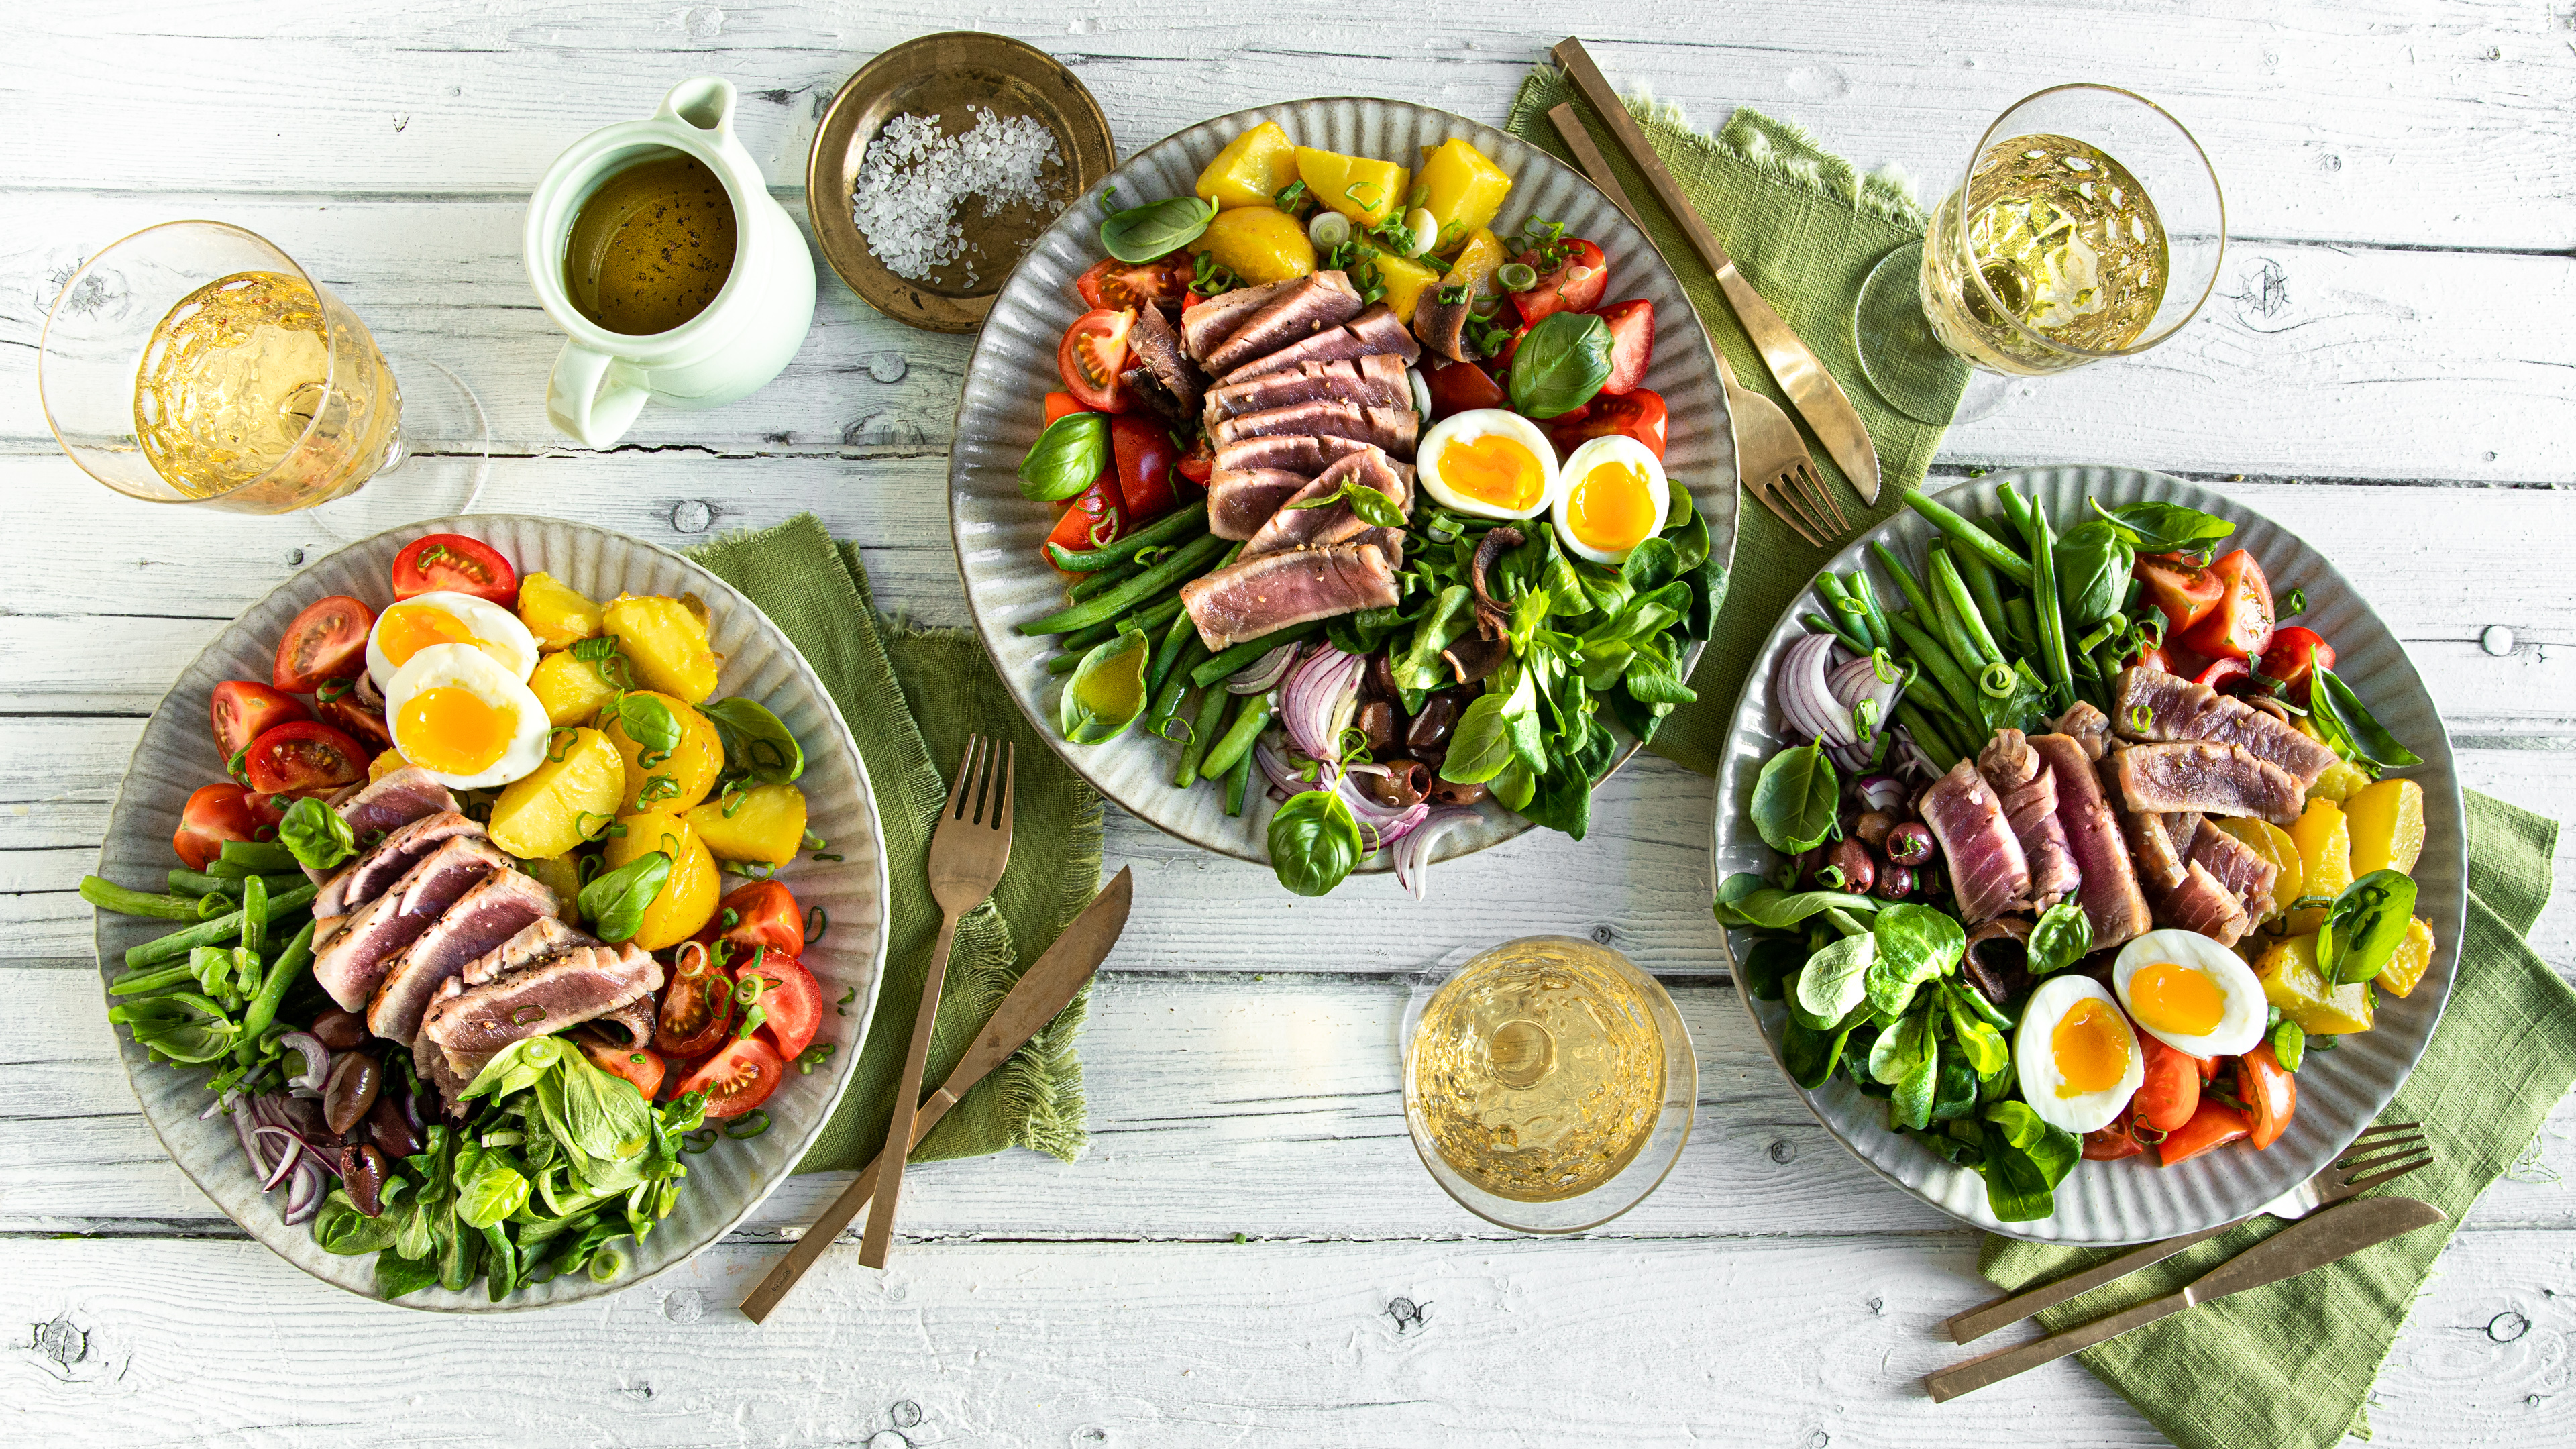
547;341;650;449
656;76;737;141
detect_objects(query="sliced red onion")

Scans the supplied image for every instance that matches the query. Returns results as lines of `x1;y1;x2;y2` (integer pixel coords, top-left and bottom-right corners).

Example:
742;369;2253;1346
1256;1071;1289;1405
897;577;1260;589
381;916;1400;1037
233;1097;270;1182
283;1158;327;1225
1281;645;1364;761
1392;806;1483;900
278;1031;329;1095
1257;737;1327;798
1896;726;1937;779
1226;643;1300;694
1854;774;1909;814
1825;653;1905;773
253;1126;303;1190
1775;634;1851;749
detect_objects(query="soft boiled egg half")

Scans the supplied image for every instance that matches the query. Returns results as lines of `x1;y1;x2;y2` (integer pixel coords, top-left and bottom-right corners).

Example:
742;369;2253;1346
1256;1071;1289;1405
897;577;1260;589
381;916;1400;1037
1550;435;1670;566
2014;975;2145;1134
382;642;550;790
2112;928;2269;1059
366;590;539;692
1417;408;1558;521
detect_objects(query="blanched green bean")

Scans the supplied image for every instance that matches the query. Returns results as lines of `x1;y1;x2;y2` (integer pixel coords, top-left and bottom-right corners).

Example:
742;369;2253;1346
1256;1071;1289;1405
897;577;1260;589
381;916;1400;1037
1907;492;2033;586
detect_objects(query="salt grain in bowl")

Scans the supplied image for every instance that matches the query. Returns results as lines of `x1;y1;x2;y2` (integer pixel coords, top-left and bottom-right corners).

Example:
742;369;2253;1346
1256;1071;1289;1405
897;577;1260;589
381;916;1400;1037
851;107;1064;284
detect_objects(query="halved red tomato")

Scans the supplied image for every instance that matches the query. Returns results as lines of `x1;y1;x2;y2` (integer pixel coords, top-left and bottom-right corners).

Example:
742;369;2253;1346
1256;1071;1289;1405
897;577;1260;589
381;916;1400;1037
2259;626;2335;696
2133;552;2224;636
174;783;260;871
1175;433;1216;487
1509;237;1608;323
272;596;374;693
579;1036;666;1101
2242;1044;2297;1150
2178;549;2275;660
1110;413;1179;521
316;685;392;752
655;940;736;1058
1075;257;1190;311
392;534;517;606
1044;477;1124;564
2133;1035;2202;1134
675;1036;784;1120
2156;1098;2253;1166
211;682;309;773
241;790;294;835
1549;389;1668;460
2082;1110;2147;1161
1424;358;1507;419
241;721;368;795
735;951;823;1059
698;880;806;961
1595;299;1654;395
2133;641;2208;679
1042;391;1089;428
1056;309;1135;412
2194;655;2253;694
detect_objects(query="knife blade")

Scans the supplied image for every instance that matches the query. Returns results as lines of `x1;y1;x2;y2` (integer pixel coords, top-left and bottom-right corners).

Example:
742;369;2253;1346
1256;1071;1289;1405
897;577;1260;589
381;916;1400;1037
1925;1195;2446;1402
740;866;1134;1323
1550;36;1882;500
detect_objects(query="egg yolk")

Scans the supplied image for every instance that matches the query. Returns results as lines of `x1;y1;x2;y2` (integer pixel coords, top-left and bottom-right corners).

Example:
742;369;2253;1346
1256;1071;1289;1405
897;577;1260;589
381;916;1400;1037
396;686;515;775
376;604;479;669
1566;460;1658;550
1436;431;1546;512
2129;961;2228;1038
2050;998;2133;1097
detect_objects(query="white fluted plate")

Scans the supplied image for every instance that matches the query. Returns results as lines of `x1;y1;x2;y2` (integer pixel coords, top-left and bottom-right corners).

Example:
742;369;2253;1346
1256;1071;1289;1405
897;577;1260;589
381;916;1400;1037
1713;468;2463;1242
951;97;1737;875
95;514;891;1309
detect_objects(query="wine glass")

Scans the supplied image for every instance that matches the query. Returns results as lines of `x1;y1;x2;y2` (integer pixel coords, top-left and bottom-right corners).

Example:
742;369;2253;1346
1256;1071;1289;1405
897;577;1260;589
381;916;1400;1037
1854;84;2226;425
38;220;489;538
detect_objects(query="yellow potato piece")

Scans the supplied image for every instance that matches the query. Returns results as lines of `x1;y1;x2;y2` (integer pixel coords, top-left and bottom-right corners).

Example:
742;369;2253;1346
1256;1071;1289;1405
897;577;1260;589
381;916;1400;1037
2253;932;2375;1034
1415;139;1513;254
2292;714;2371;802
1356;245;1441;324
2345;777;2425;877
684;782;809;866
486;727;625;861
2286;797;2351;934
516;573;603;651
521;851;584;907
529;651;622;729
600;691;724;814
368;748;407;783
1190;205;1316;285
1446;226;1507;294
2379;916;2436;998
602;812;721;951
2214;816;2303;920
600;594;719;704
1293;146;1408;228
1196;122;1300;210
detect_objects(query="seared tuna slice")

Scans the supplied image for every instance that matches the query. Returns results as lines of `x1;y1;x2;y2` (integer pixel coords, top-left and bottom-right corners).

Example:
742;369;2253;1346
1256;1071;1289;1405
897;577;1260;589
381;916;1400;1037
310;767;460;883
1243;448;1413;558
1354;525;1405;572
1181;278;1295;362
420;943;665;1106
313;810;486;943
2160;861;2253;946
1204;354;1411;422
1919;758;2031;923
1210;399;1419;456
462;915;596;986
2110;741;2304;824
1413;289;1477;364
587;997;659;1051
1219;305;1421;384
1203;272;1364;374
2188;818;2280;921
1214;433;1381;480
1124;302;1201;425
1978;729;2080;908
2030;732;2154;951
311;835;509;1012
2125;810;2190;896
365;869;560;1046
2055;700;2112;761
1210;468;1318;540
1180;543;1401;652
2112;667;2340;786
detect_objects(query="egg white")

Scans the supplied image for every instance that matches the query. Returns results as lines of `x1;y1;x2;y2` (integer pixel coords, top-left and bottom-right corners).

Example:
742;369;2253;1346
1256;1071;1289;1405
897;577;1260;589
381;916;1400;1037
1417;407;1558;521
382;642;551;790
366;590;539;691
1550;434;1671;566
2112;928;2270;1058
2014;975;2146;1135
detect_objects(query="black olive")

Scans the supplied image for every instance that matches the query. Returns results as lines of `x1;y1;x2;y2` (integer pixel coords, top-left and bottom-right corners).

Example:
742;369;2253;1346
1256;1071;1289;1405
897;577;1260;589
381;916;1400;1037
1884;821;1936;867
1428;775;1489;806
311;1008;366;1051
341;1143;388;1218
1825;839;1877;896
1407;690;1466;753
1874;862;1915;900
1356;699;1400;753
1367;652;1402;700
324;1052;382;1136
365;1093;421;1161
1853;810;1895;848
1356;758;1429;810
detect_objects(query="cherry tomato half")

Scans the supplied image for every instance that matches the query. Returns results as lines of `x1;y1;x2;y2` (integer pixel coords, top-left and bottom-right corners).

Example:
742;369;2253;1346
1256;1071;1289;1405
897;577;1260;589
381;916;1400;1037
2082;1110;2148;1161
1595;299;1654;396
698;880;806;961
392;533;517;606
1509;237;1608;323
1423;358;1507;419
211;682;309;773
174;783;260;871
1110;413;1179;522
2133;552;2223;636
2242;1044;2298;1150
1056;308;1135;413
1175;433;1216;487
241;720;368;795
655;940;737;1059
1042;391;1090;428
675;1036;785;1120
241;791;297;834
1075;257;1191;312
2178;549;2275;661
2133;1034;2202;1134
2156;1098;2253;1167
1044;477;1125;564
272;595;375;694
580;1035;667;1102
2259;626;2336;697
316;685;392;753
2194;655;2253;694
1550;389;1668;460
735;951;824;1060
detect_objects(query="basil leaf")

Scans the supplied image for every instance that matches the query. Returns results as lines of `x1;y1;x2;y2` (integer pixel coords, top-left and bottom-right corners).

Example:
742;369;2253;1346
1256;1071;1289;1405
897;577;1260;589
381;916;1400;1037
1976;1102;2080;1222
2319;868;2419;985
1750;740;1839;853
2053;519;2135;631
1099;195;1217;263
1711;873;1881;930
2027;900;2094;975
1016;411;1110;502
1058;626;1152;745
578;851;670;943
1619;536;1681;594
278;794;356;872
1518;763;1593;841
1506;311;1613;419
1268;788;1363;897
1439;693;1516;783
2309;667;2422;772
699;698;804;784
1285;478;1407;529
2089;498;2235;555
611;694;683;757
1795;931;1876;1029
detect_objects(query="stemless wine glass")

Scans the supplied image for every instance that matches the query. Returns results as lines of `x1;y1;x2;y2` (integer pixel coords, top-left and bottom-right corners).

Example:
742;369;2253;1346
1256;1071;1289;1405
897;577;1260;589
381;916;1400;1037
38;220;487;535
1855;84;2225;425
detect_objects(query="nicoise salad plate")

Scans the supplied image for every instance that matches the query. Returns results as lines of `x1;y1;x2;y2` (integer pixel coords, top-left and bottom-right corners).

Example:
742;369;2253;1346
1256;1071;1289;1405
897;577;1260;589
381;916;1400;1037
951;97;1737;898
1713;467;2463;1244
90;515;889;1309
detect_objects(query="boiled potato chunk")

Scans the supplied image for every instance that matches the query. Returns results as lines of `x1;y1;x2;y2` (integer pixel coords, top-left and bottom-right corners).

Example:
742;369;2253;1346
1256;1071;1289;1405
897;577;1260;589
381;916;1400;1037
521;851;584;907
2292;714;2371;803
2213;816;2302;920
684;783;808;866
601;594;718;704
368;748;407;783
529;651;621;728
602;812;720;951
2345;777;2425;877
1191;205;1315;285
486;727;624;860
516;573;604;651
2379;916;2436;998
600;691;724;814
1355;245;1441;324
2253;932;2375;1034
1415;139;1512;254
1446;226;1508;294
2285;797;2351;934
1197;122;1300;210
1294;146;1408;228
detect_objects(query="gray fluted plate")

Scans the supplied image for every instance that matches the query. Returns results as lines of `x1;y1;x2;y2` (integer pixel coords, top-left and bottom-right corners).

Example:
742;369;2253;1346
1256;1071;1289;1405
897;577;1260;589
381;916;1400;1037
951;97;1736;873
95;515;891;1309
1712;468;2463;1243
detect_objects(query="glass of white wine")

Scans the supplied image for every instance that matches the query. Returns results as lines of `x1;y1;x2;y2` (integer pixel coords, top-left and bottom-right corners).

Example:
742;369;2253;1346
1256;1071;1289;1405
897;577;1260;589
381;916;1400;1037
38;221;488;537
1855;85;2225;425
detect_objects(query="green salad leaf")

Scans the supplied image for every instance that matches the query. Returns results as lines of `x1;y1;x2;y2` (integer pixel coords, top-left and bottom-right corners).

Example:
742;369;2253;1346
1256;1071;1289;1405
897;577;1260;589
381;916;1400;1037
1750;739;1839;854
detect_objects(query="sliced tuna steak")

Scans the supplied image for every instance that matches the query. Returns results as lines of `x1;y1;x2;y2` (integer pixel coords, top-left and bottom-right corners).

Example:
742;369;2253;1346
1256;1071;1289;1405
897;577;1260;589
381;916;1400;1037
1213;433;1382;482
365;869;561;1046
1209;468;1320;540
2159;860;2252;946
1354;525;1405;572
2112;667;2341;786
2188;818;2280;921
1978;729;2080;908
1218;304;1421;385
1124;302;1200;423
2055;700;2112;761
309;767;460;883
1918;758;2031;922
1203;354;1411;422
1243;448;1412;558
2110;741;2304;824
310;835;509;1012
420;943;665;1106
2029;731;2154;951
1202;272;1364;374
313;810;486;936
460;915;597;987
2125;810;2190;896
1180;543;1401;652
1181;278;1295;362
1210;400;1419;456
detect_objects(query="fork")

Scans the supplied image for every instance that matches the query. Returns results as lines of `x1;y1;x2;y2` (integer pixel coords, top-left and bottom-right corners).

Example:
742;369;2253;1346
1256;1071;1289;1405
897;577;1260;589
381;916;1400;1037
1717;351;1850;549
857;733;1016;1269
1943;1120;2432;1344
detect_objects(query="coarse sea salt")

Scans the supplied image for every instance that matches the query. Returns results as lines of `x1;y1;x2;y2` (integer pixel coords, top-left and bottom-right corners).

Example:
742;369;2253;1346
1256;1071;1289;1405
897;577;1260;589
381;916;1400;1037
851;107;1063;284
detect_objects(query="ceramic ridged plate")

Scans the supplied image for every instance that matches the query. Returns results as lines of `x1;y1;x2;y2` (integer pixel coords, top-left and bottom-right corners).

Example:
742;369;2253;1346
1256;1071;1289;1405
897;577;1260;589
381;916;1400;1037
951;97;1737;871
1713;468;2463;1243
95;515;890;1309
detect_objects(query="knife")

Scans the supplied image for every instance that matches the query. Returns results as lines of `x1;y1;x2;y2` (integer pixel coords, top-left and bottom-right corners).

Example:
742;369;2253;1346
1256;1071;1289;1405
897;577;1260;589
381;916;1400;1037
739;866;1134;1323
1550;37;1882;501
1923;1195;2446;1402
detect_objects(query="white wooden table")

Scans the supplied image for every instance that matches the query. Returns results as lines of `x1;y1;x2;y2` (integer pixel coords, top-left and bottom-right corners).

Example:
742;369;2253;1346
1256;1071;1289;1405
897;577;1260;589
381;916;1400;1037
8;5;2574;1444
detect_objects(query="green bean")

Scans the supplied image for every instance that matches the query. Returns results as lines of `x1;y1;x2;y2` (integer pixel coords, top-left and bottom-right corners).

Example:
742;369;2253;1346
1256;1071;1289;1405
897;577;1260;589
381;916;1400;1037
1148;610;1202;696
2004;598;2038;653
239;919;315;1066
2022;508;2074;706
1175;689;1231;786
80;877;208;921
1800;612;1872;657
1896;698;1964;772
1021;532;1231;636
168;868;304;899
215;839;300;874
1065;559;1143;603
1142;671;1195;744
1043;501;1211;572
1931;547;2004;668
1201;694;1273;781
1046;649;1085;677
1813;574;1878;651
1191;621;1324;688
1888;613;1986;728
1868;541;1939;629
1908;491;2033;586
1224;744;1256;816
239;873;268;959
1951;546;2016;653
1848;571;1894;655
126;883;317;968
1055;592;1189;655
1923;548;1992;676
108;963;197;997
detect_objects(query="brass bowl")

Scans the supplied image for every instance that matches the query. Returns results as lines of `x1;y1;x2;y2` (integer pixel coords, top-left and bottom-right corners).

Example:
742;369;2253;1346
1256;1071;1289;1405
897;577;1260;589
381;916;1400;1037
806;32;1114;333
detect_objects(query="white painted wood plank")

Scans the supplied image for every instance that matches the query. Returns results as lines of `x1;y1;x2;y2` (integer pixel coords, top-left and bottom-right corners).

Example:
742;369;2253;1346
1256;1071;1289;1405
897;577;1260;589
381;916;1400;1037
13;1;2573;252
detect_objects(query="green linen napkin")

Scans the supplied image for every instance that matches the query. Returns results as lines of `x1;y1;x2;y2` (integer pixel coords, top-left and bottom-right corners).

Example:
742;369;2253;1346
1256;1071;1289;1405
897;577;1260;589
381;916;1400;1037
1506;70;1970;775
1980;792;2576;1449
691;514;1099;1173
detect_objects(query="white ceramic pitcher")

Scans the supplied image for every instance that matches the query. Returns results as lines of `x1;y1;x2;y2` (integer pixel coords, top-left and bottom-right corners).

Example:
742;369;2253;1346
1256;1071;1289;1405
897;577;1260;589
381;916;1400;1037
525;77;818;449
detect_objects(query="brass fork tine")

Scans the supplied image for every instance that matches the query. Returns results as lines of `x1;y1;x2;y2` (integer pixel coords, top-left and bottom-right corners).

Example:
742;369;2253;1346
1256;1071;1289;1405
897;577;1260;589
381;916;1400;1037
1752;480;1825;547
2338;1140;2430;1176
1796;460;1850;533
2353;1121;2423;1141
2339;1154;2434;1197
1774;467;1835;542
991;741;1016;835
946;735;984;820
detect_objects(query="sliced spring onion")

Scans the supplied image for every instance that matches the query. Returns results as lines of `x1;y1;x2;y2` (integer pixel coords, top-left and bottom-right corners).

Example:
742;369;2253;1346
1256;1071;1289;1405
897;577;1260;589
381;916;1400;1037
1308;211;1352;248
